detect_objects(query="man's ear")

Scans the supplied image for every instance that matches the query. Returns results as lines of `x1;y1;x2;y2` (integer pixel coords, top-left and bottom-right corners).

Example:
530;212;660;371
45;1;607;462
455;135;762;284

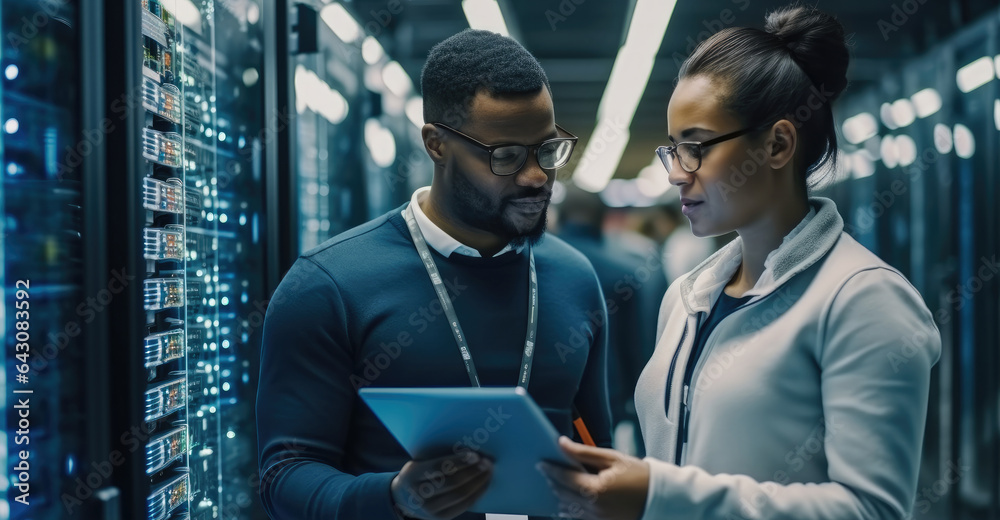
422;124;446;164
766;119;797;171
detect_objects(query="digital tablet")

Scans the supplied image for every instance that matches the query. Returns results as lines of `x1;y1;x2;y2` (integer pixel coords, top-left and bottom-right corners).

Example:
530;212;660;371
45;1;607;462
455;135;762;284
358;386;581;517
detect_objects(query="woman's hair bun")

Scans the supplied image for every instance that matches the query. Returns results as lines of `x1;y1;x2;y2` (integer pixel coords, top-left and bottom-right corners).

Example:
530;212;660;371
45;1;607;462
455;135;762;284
764;5;850;101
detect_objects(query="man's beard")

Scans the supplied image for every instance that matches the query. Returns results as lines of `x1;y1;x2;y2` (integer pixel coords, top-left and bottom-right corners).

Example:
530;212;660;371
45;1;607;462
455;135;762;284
451;169;547;250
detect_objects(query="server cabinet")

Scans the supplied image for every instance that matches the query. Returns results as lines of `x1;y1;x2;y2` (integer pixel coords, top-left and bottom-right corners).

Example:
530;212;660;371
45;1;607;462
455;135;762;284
105;0;268;518
0;0;109;517
829;9;1000;520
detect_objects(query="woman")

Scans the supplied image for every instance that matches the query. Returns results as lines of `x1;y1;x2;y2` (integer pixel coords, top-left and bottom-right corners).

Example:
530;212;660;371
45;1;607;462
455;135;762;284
539;6;940;520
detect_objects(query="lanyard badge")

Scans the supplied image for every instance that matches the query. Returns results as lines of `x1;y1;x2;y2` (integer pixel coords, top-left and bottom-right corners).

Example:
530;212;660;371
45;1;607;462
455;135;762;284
403;204;538;389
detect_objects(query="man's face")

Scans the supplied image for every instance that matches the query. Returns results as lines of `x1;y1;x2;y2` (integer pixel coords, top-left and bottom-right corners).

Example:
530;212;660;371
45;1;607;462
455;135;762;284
441;88;558;248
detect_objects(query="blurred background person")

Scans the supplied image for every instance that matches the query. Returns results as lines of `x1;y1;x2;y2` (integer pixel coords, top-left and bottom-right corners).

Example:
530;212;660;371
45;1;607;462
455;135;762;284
556;186;667;456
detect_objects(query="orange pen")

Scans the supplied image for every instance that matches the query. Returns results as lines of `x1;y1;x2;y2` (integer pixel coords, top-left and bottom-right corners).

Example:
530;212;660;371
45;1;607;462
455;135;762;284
572;405;597;447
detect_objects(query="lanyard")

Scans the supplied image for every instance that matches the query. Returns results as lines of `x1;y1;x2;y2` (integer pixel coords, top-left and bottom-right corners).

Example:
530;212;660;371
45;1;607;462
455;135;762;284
404;205;538;389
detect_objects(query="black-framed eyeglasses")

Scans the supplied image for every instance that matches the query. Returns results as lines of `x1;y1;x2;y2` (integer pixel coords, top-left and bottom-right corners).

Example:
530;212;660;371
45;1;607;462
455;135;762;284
655;123;772;174
432;123;579;176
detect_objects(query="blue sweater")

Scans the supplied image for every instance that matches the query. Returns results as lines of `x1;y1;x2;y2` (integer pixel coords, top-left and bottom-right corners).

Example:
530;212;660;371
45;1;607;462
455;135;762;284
257;203;612;520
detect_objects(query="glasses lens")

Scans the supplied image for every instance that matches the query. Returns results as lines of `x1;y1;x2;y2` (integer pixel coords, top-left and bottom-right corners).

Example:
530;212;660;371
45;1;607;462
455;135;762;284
538;140;574;169
656;146;674;173
676;143;702;172
491;146;528;175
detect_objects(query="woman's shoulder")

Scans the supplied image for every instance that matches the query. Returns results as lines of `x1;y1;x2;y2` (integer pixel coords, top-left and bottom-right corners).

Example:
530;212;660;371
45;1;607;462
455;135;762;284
819;233;937;333
822;231;911;288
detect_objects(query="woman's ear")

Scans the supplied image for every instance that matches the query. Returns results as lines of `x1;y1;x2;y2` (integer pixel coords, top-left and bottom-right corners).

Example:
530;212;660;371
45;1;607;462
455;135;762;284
422;124;446;165
766;119;798;171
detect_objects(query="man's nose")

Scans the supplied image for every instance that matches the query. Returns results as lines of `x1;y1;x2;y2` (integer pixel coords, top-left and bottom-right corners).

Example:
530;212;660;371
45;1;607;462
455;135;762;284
514;154;551;188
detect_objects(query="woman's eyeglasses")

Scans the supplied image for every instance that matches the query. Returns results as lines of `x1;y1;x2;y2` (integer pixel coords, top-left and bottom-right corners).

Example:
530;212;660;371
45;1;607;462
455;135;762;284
433;123;578;176
655;123;772;174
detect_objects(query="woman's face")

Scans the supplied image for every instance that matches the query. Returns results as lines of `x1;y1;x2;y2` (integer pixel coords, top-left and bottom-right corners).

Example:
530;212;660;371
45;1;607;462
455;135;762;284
665;75;778;238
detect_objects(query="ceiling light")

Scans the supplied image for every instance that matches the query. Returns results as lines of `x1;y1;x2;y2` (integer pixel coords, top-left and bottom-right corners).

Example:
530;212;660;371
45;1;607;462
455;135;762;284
405;97;424;129
879;102;898;130
880;135;899;168
994;99;1000;131
365;119;397;168
321;3;362;44
953;124;975;159
551;180;567;205
956;56;993;93
172;0;202;30
362;36;384;65
462;0;509;36
294;65;349;124
381;61;412;98
851;151;875;179
890;99;916;128
572;0;677;192
910;88;941;118
933;124;952;155
573;124;631;193
842;112;878;144
896;134;917;167
636;159;673;198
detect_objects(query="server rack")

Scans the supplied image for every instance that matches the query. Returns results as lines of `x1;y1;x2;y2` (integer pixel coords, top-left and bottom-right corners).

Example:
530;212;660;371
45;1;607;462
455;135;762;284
1;0;112;517
103;0;269;519
828;8;1000;519
287;1;430;257
6;1;437;519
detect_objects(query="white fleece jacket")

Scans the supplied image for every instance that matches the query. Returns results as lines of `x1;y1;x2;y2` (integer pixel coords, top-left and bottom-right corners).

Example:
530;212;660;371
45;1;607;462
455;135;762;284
635;197;941;520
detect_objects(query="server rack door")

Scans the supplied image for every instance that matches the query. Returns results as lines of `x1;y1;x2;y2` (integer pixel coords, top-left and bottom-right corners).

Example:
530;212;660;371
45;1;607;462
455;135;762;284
119;0;268;518
208;1;268;518
950;19;1000;519
830;11;1000;520
0;0;104;517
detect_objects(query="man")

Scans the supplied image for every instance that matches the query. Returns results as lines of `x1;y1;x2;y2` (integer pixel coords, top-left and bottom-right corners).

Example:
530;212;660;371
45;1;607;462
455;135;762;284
257;29;611;520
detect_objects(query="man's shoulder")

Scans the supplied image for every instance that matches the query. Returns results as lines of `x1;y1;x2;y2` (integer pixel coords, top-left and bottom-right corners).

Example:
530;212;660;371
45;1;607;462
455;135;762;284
535;233;599;277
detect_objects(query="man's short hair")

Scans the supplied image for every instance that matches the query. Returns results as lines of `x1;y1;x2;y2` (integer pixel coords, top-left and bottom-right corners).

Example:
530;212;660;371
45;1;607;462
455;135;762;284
420;29;550;128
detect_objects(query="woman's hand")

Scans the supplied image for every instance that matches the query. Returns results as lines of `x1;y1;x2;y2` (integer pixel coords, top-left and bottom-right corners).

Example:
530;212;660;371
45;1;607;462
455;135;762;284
538;436;650;520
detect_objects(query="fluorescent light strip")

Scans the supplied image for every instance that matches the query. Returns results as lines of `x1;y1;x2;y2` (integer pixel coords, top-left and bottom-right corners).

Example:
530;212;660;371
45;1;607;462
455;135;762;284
574;126;631;193
956;56;993;93
321;3;362;44
172;0;202;31
890;99;916;127
462;0;509;36
362;36;385;65
995;99;1000;131
842;112;878;144
294;65;349;125
573;0;677;193
636;157;673;198
910;88;941;118
406;97;424;129
382;61;413;98
953;124;975;159
851;151;875;180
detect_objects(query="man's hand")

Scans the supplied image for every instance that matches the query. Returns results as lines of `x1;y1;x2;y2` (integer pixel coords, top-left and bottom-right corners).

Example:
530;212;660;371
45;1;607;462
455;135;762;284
391;451;495;520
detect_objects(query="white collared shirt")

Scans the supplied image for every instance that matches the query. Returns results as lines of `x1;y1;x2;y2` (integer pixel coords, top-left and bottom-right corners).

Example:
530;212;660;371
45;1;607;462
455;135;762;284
404;186;524;258
404;187;529;520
